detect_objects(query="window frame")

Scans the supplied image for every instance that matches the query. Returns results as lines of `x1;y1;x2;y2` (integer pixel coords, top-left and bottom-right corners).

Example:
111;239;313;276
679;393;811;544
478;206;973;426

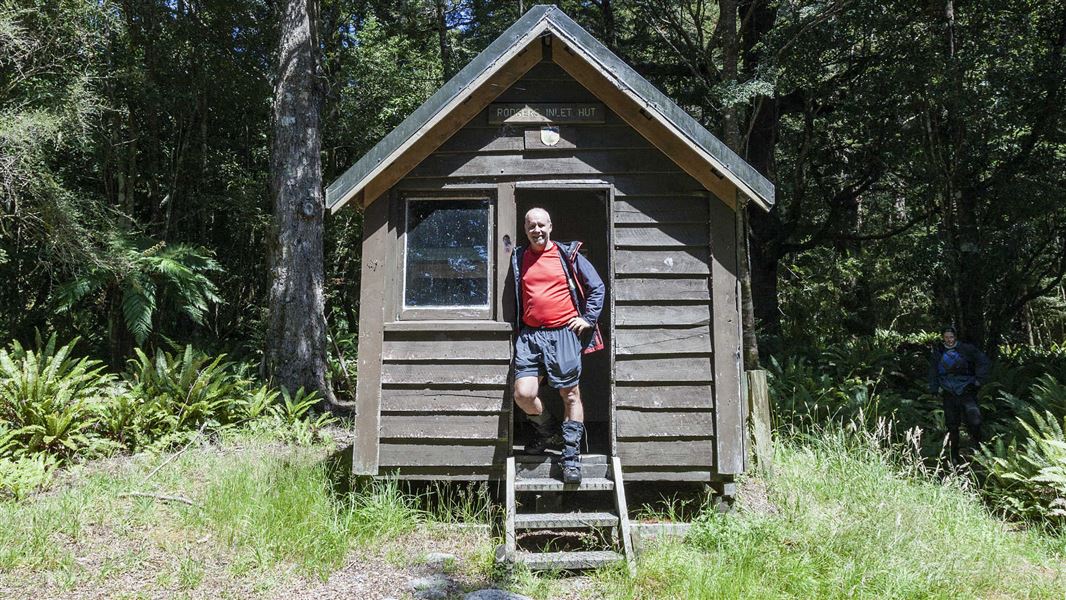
397;191;497;321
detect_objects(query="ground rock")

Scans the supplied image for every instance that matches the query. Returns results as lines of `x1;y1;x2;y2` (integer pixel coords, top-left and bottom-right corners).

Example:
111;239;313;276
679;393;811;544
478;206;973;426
408;574;456;599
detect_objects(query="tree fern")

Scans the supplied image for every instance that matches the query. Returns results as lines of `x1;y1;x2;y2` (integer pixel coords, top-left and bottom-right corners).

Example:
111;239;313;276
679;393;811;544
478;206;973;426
120;275;156;345
56;234;222;350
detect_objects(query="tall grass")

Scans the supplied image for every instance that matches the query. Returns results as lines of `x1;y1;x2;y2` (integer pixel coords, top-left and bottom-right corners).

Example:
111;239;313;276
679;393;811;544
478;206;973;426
188;449;361;577
599;425;1066;599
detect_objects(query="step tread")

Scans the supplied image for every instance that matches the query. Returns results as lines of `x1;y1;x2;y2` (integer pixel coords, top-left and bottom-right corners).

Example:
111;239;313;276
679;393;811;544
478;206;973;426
516;550;623;570
514;511;619;529
514;453;608;464
514;477;614;491
515;462;609;479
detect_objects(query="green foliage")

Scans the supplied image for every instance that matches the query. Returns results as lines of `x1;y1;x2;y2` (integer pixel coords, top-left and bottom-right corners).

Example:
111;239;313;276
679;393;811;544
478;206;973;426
767;334;937;444
0;451;57;501
769;334;1066;530
976;408;1066;530
111;346;244;450
326;12;442;162
0;331;342;499
189;450;353;577
246;386;337;445
55;236;222;347
0;334;111;458
345;477;423;542
188;451;421;578
419;481;496;525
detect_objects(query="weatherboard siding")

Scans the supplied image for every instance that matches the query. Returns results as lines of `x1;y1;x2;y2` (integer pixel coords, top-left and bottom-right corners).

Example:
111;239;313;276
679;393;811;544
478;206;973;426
376;326;512;476
613;187;717;476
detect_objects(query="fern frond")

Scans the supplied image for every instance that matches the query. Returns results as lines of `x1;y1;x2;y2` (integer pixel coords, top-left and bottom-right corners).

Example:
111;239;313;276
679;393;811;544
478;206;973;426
121;277;156;345
53;273;105;311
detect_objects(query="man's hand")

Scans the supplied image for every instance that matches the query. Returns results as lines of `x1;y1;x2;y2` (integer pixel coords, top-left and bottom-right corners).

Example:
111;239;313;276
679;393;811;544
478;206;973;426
567;316;592;333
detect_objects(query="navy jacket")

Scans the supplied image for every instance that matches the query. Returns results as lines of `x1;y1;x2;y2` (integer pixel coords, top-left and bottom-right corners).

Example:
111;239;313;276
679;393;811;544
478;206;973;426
928;341;990;395
509;241;605;353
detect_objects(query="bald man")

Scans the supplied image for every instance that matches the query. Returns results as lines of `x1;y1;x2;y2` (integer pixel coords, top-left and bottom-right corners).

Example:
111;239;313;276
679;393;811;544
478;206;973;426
509;207;605;484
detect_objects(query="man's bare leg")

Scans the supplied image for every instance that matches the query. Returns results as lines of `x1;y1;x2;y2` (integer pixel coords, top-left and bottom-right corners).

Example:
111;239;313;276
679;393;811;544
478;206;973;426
559;385;583;422
516;375;559;454
514;376;544;416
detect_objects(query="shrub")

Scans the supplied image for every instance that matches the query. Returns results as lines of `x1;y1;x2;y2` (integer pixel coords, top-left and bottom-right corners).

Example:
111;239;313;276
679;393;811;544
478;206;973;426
245;387;336;445
108;345;248;451
767;339;934;439
0;334;112;458
975;410;1066;530
0;452;58;500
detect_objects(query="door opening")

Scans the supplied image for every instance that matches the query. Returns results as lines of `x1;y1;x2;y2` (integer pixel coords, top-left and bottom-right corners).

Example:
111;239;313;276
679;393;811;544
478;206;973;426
514;188;611;456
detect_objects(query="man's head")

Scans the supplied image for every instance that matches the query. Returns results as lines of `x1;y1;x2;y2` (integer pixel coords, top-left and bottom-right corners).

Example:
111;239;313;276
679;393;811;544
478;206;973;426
524;207;553;251
942;325;957;348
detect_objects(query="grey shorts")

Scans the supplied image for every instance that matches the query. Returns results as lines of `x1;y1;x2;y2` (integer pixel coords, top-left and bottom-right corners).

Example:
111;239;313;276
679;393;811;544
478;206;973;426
514;326;582;389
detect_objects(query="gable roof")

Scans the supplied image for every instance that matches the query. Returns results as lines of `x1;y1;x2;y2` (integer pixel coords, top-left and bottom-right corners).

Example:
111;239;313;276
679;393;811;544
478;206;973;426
326;5;775;213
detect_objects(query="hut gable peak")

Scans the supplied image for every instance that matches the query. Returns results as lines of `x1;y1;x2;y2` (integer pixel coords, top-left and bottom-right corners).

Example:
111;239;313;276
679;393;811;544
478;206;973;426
326;5;775;213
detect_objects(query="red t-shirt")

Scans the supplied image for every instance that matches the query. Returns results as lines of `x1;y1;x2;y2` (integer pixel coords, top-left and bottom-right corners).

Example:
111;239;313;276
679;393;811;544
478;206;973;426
521;243;578;328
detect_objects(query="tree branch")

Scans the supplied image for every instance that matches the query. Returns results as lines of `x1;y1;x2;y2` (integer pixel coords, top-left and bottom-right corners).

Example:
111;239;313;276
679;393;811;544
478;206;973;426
119;491;201;508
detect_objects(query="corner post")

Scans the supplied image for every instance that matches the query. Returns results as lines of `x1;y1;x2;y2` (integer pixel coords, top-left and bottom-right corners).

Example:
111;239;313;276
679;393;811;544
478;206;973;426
353;196;390;475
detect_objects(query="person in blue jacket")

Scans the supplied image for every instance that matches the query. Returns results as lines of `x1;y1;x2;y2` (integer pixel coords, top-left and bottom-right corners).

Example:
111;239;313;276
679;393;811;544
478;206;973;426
928;325;990;463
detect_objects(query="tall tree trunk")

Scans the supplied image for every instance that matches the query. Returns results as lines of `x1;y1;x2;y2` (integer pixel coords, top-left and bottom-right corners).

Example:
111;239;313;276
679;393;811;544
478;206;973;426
718;0;760;368
935;0;986;348
739;0;781;350
434;0;454;79
599;0;617;51
265;0;338;409
107;285;132;370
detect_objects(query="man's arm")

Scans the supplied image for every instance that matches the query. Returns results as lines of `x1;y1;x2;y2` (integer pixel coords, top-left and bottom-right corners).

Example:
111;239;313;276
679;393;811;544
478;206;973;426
573;253;605;324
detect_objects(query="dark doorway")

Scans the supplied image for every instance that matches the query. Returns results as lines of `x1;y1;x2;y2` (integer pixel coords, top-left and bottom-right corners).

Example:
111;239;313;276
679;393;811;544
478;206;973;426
515;188;611;455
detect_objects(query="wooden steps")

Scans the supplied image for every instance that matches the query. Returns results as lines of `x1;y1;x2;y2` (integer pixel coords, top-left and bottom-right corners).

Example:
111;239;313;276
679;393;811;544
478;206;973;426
513;477;614;491
503;455;635;575
514;511;619;529
515;550;623;570
515;453;609;479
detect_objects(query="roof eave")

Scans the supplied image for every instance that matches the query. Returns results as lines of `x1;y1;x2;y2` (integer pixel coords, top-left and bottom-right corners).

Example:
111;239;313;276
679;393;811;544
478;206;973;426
541;9;775;211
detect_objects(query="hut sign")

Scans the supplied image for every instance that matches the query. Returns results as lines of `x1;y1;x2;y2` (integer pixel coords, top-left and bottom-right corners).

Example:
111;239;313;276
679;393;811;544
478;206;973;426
489;103;606;124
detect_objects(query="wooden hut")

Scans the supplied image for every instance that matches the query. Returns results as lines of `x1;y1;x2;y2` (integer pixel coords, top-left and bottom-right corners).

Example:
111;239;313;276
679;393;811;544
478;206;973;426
327;5;775;488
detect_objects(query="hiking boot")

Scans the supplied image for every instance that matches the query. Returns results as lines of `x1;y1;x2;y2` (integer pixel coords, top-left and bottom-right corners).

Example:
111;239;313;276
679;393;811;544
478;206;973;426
562;464;582;484
524;430;563;454
560;420;584;484
523;412;560;455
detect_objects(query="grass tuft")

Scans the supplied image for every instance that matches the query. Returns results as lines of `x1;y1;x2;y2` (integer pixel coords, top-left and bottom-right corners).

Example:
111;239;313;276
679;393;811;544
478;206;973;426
347;477;424;542
185;448;425;579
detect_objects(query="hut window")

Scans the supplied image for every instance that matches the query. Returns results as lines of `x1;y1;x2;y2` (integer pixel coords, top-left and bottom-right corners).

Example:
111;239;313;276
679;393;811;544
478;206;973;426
403;198;492;313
